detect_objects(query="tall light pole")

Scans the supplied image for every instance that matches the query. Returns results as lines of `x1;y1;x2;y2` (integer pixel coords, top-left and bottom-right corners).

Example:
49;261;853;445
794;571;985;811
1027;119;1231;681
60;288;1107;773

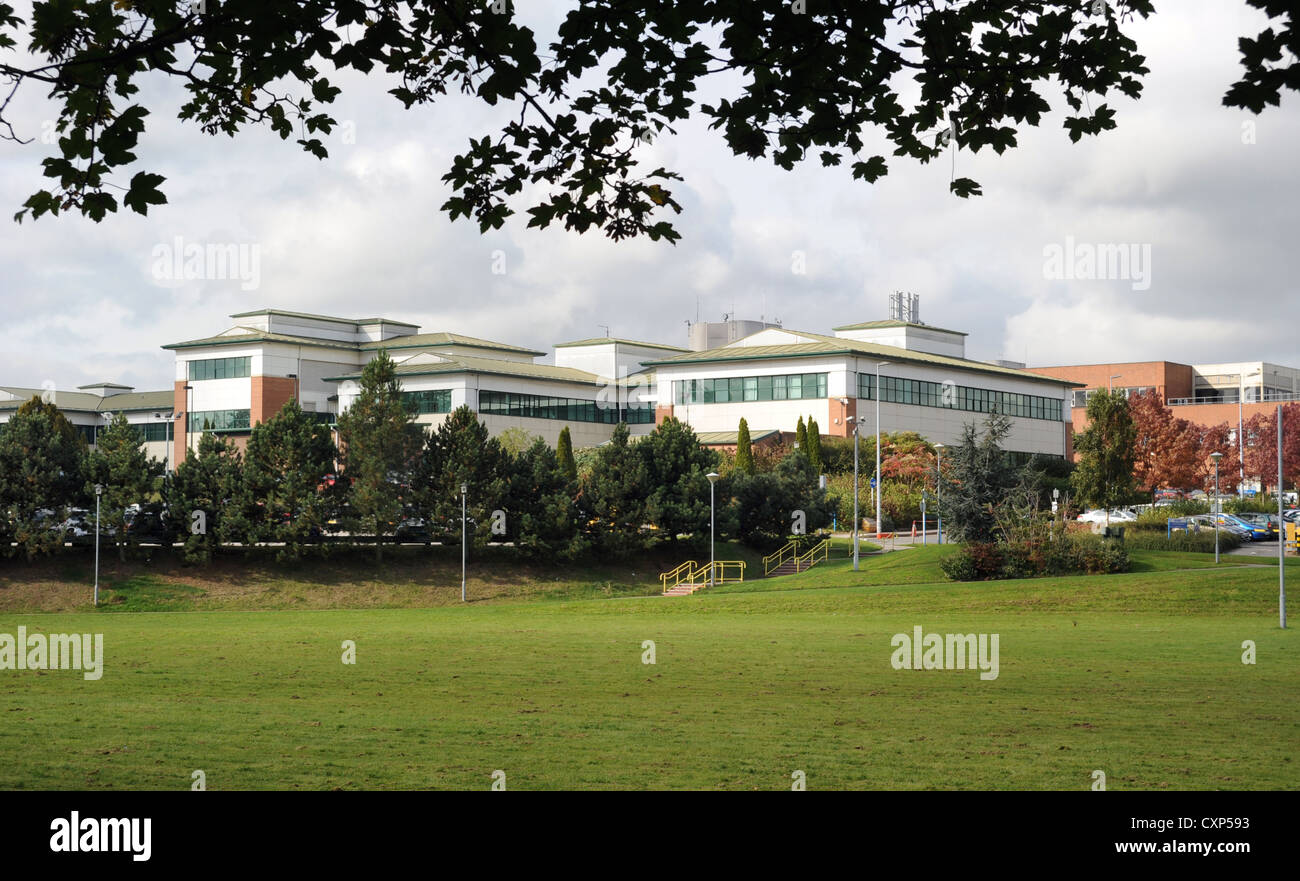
1238;369;1261;497
706;471;720;586
875;361;889;539
1211;451;1223;564
93;483;104;606
460;482;467;603
1277;405;1287;629
934;443;945;545
847;415;861;570
921;489;929;546
1109;374;1123;392
183;383;193;460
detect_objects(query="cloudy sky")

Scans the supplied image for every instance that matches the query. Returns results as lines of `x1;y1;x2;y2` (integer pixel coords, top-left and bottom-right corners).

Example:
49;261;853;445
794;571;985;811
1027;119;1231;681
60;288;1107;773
0;1;1296;393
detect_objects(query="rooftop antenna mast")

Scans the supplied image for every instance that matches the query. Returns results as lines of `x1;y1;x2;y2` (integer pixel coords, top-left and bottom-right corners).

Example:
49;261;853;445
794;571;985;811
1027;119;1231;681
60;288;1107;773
888;291;921;324
599;324;610;338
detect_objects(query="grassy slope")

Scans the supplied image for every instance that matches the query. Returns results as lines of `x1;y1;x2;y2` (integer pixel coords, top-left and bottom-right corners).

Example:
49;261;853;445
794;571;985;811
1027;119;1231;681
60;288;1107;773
0;544;1294;790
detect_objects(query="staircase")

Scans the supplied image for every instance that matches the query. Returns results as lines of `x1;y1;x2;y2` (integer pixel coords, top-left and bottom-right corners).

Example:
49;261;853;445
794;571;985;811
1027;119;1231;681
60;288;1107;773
663;582;706;597
762;537;832;577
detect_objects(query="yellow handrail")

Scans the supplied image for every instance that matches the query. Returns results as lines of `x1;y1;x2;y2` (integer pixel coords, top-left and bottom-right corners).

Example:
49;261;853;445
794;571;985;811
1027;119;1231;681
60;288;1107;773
660;560;699;590
792;538;831;572
762;540;798;576
689;560;746;586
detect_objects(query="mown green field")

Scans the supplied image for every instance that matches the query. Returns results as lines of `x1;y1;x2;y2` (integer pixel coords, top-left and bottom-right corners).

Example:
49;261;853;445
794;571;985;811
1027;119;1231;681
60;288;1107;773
0;545;1294;790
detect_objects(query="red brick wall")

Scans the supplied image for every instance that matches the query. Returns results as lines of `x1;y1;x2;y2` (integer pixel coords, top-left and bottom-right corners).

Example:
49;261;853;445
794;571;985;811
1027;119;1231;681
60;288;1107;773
655;404;674;426
829;396;856;437
253;376;297;425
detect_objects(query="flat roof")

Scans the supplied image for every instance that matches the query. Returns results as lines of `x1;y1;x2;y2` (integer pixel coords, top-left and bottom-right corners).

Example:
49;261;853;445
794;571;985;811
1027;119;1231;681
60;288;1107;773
696;429;780;445
554;336;689;352
646;330;1081;387
364;332;546;357
832;319;968;336
162;328;361;352
325;353;602;386
229;308;419;328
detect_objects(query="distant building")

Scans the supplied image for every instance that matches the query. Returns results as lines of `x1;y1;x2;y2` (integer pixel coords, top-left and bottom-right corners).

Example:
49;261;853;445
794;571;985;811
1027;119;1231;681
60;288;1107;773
0;383;174;466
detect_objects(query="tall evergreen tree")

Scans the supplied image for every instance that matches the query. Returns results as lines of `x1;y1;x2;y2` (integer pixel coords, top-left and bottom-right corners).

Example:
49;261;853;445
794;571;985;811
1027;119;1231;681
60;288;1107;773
336;350;423;563
166;430;242;564
806;416;823;476
735;418;755;476
795;416;808;458
639;416;717;548
581;422;648;557
1072;388;1137;523
507;437;587;560
936;412;1021;543
0;397;87;558
412;405;510;555
235;399;338;558
84;411;159;561
556;426;578;484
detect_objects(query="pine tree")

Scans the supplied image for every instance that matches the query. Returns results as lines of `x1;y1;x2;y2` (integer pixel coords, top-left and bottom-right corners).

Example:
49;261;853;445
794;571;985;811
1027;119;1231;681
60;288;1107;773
167;430;241;564
639;416;717;549
0;397;87;558
412;405;510;555
508;437;587;560
556;426;578;484
735;418;755;476
581;422;648;557
936;412;1022;543
336;350;423;563
806;416;823;476
236;399;338;558
795;416;808;458
85;411;159;561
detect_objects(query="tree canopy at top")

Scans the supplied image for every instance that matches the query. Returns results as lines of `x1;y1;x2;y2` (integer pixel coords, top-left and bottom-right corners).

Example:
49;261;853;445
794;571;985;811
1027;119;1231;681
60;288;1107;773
1;1;1294;238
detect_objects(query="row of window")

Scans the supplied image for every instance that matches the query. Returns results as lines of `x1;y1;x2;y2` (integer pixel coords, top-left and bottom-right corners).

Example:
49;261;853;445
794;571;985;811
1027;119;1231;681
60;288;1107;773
674;373;829;405
187;356;252;381
859;375;1063;422
404;389;452;415
479;390;655;424
187;409;251;432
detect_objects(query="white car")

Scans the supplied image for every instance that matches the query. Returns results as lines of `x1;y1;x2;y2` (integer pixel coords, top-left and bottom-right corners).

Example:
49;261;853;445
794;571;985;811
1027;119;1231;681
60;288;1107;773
1076;508;1136;524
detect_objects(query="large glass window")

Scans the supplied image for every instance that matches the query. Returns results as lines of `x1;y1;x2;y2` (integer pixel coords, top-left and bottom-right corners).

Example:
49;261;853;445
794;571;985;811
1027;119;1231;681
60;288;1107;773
403;389;452;414
187;356;251;381
857;373;1062;421
479;390;653;424
673;372;828;405
188;409;251;432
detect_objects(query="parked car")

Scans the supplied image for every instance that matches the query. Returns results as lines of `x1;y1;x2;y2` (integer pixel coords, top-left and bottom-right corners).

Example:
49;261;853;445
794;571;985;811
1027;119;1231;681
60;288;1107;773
1234;513;1279;540
123;504;174;545
1187;514;1251;539
392;517;431;544
1076;508;1137;524
60;510;117;546
1213;513;1269;541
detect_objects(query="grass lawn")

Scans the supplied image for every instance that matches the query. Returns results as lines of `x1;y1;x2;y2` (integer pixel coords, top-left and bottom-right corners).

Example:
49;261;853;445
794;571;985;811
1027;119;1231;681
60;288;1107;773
0;543;1294;790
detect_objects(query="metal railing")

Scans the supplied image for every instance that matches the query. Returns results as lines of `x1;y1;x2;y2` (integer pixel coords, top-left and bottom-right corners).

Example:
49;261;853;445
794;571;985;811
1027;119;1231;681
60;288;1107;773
660;560;700;591
793;538;831;572
762;540;799;576
1168;392;1300;406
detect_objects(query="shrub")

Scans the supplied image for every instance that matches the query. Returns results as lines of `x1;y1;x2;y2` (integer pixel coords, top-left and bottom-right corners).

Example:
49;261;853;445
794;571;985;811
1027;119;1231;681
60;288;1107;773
1125;526;1241;553
940;533;1129;581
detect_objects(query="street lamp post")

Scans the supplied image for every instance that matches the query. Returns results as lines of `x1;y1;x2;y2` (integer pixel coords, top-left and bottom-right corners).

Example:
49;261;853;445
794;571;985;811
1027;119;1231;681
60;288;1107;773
1052;487;1060;539
921;490;928;546
934;443;945;545
93;483;104;606
706;472;720;587
847;416;861;570
1211;451;1223;564
460;482;467;603
875;361;889;539
183;383;193;460
1276;405;1287;629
